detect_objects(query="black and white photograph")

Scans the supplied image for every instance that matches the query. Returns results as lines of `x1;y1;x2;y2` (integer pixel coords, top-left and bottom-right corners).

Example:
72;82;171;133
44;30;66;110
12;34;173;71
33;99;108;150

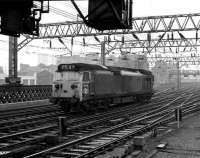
0;0;200;157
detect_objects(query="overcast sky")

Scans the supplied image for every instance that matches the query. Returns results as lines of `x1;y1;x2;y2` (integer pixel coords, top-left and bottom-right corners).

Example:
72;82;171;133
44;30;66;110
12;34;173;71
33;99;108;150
133;0;200;17
1;0;200;72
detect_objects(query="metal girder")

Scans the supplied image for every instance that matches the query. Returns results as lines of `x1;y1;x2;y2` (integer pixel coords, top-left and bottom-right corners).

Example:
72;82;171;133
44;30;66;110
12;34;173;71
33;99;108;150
120;38;198;48
8;37;18;79
105;38;199;54
35;13;200;39
18;13;200;51
17;37;33;51
147;56;200;66
0;85;51;103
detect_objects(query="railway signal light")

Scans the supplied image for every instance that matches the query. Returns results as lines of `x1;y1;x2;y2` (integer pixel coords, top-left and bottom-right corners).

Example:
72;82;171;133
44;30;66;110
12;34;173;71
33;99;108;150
71;0;132;31
0;0;34;36
88;0;132;30
0;0;49;37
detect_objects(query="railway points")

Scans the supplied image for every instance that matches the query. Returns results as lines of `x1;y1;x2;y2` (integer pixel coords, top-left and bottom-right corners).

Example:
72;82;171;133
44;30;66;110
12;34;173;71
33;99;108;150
0;85;198;158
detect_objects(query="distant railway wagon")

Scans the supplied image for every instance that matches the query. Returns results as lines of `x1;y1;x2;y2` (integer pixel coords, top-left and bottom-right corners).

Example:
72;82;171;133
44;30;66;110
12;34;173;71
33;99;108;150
50;63;154;113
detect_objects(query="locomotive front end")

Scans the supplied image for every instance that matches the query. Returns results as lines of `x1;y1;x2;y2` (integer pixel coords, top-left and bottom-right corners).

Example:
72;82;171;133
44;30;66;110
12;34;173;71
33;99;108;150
50;63;93;113
50;64;82;106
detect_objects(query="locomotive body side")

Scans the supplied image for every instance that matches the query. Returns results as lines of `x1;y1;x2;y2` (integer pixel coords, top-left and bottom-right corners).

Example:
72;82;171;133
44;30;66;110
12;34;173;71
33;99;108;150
83;69;154;106
120;70;153;98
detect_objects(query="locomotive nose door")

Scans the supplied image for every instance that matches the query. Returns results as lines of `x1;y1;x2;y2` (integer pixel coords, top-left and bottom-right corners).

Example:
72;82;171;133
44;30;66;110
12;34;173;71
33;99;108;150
61;72;81;98
53;71;82;98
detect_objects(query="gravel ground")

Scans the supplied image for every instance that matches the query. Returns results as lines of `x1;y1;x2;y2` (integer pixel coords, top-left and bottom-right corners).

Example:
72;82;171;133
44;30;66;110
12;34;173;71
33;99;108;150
95;111;200;158
148;112;200;158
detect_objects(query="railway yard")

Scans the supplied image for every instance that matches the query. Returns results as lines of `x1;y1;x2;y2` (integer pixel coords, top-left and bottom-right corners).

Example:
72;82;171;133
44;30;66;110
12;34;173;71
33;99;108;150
0;83;199;158
1;1;200;158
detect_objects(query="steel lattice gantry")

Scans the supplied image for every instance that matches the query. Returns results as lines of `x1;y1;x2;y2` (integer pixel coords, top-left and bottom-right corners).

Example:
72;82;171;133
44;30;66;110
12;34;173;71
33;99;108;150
18;13;200;51
107;38;199;49
147;56;200;66
36;13;200;38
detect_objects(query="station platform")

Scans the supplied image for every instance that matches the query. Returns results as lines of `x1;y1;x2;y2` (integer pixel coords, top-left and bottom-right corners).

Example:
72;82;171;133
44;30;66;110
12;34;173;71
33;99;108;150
146;112;200;158
0;99;50;112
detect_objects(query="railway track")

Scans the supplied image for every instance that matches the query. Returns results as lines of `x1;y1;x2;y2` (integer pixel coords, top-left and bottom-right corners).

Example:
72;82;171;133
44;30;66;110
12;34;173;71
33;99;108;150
0;103;65;154
0;104;64;137
1;87;200;158
24;91;200;158
0;103;62;119
0;90;166;155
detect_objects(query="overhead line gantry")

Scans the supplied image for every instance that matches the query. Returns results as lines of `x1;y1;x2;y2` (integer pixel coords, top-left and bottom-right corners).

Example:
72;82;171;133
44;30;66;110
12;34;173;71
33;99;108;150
18;13;200;52
36;13;200;38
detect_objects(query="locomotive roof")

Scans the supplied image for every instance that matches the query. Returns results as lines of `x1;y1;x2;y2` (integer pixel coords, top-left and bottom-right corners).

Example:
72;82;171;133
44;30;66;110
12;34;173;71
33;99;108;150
57;63;153;76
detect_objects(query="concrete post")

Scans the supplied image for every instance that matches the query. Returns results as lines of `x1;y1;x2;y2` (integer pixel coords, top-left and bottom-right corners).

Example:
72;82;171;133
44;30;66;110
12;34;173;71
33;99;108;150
59;117;66;137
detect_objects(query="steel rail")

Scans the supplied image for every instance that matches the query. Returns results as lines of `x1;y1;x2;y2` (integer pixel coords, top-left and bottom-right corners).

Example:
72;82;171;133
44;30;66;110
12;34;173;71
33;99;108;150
1;87;196;157
64;97;200;158
23;94;189;158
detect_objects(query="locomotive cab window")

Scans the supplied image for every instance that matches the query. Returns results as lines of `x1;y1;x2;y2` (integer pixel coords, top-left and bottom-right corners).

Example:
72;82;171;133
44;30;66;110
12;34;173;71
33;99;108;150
83;72;90;81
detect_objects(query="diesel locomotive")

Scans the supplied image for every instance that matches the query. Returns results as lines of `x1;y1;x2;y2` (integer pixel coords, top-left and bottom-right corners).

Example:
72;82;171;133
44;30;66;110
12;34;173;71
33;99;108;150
50;63;154;113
